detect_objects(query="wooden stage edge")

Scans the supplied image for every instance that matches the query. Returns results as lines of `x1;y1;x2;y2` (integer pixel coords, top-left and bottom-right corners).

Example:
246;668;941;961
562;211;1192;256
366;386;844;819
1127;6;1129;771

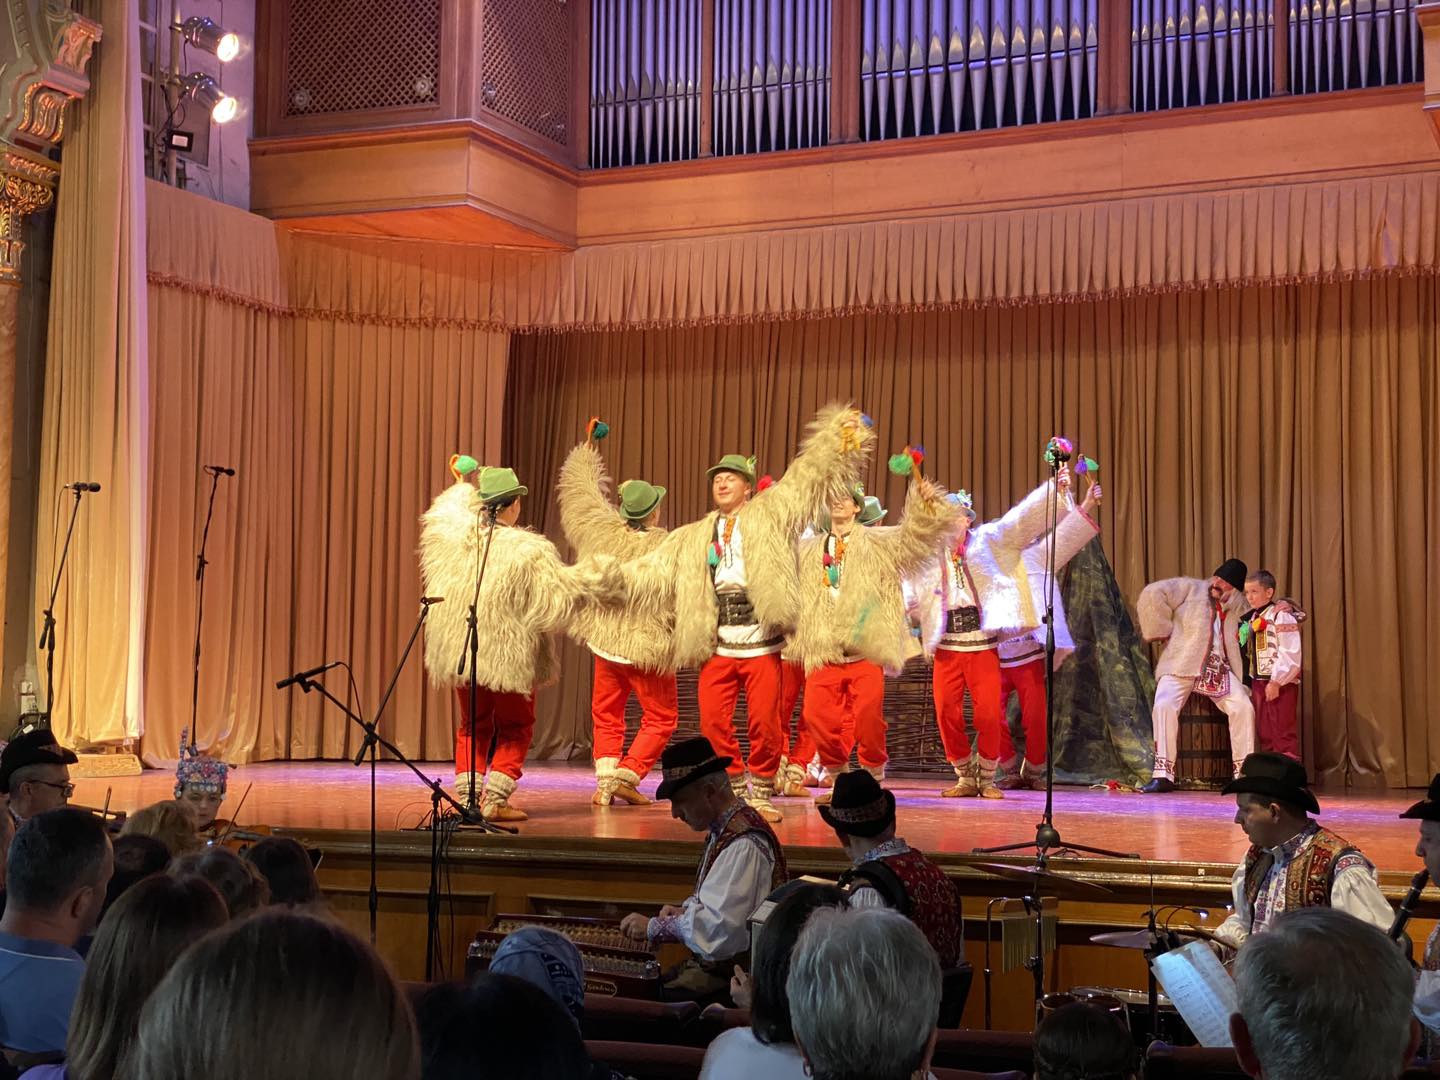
75;761;1438;1028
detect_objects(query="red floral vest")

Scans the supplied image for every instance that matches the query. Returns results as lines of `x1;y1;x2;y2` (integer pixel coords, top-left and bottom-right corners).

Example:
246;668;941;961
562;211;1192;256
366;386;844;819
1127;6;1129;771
1242;826;1360;914
698;804;788;893
847;848;964;968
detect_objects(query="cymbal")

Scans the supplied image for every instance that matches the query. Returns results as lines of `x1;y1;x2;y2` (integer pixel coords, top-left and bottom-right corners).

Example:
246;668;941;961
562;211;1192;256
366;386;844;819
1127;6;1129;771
970;861;1112;897
1089;926;1220;950
1089;929;1160;949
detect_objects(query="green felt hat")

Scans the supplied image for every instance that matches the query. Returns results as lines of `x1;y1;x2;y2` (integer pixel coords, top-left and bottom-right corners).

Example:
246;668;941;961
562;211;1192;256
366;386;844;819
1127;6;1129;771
858;495;886;526
618;478;666;521
477;466;528;505
706;453;756;485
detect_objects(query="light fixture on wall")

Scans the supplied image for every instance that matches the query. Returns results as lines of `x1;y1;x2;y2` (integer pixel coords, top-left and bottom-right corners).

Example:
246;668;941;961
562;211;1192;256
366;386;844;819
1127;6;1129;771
180;72;238;125
181;16;242;63
158;4;247;187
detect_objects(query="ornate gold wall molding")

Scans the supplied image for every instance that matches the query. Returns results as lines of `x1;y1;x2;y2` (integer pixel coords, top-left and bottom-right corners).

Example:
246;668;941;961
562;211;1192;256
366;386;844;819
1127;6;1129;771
0;1;101;281
0;147;55;283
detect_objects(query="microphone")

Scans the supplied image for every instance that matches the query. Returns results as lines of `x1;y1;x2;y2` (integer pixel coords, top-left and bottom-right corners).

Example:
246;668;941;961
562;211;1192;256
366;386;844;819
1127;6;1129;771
66;482;101;492
204;465;236;477
420;596;445;606
275;659;342;690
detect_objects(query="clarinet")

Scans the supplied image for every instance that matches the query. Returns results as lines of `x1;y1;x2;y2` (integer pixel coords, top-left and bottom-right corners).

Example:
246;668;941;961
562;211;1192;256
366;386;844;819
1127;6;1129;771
1389;868;1429;942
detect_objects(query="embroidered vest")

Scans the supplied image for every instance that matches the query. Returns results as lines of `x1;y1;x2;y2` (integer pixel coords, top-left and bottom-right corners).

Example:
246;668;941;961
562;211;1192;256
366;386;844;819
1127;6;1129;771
842;848;965;968
697;805;789;893
1242;827;1361;915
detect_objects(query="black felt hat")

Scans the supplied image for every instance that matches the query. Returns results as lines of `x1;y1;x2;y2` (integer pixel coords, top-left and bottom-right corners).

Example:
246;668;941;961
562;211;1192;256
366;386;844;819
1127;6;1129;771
1213;558;1249;593
817;770;896;838
654;737;732;800
1400;774;1440;822
1222;752;1320;815
0;729;78;795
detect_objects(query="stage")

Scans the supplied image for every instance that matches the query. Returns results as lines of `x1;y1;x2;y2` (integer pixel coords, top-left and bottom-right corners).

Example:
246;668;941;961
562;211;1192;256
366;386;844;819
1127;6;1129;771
75;759;1429;872
73;760;1438;1030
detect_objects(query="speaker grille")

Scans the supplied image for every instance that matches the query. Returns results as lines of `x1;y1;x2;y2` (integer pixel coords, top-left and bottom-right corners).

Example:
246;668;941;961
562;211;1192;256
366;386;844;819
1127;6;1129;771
284;0;443;118
480;0;570;144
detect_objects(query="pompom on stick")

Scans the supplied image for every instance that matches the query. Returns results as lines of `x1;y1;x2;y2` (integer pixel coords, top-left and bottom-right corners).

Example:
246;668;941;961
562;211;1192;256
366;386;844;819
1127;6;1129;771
1075;455;1100;475
1043;436;1074;469
586;417;611;442
449;453;479;482
887;444;925;479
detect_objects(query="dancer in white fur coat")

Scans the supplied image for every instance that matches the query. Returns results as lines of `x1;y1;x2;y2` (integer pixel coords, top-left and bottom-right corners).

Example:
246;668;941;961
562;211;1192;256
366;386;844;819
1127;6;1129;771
420;460;624;821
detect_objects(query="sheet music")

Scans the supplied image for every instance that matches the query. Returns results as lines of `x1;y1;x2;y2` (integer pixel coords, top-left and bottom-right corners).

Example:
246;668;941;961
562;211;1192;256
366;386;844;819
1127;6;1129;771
1150;941;1238;1047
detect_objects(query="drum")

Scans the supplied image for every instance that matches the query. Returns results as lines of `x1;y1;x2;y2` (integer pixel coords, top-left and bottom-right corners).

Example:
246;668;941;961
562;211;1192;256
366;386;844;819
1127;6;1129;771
1070;985;1193;1047
1176;695;1231;790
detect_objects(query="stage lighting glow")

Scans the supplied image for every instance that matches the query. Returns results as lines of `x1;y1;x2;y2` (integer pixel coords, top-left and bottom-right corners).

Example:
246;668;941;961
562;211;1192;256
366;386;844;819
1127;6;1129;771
181;73;238;124
182;16;241;62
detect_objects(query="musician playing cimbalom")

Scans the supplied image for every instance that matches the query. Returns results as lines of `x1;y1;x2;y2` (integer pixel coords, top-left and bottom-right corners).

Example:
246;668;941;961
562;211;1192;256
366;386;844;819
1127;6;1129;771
556;428;677;807
420;459;625;822
1211;753;1392;951
620;737;788;1002
1400;775;1440;1050
790;473;962;804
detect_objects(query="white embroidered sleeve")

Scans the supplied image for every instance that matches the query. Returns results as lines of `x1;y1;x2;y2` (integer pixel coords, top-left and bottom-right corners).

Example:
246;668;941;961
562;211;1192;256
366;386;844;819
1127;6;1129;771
1330;863;1396;934
649;837;774;962
1270;611;1302;686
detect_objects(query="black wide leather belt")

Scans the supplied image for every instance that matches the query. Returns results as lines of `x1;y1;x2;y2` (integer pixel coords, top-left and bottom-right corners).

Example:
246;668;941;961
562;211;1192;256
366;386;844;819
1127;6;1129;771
944;606;982;635
717;590;758;627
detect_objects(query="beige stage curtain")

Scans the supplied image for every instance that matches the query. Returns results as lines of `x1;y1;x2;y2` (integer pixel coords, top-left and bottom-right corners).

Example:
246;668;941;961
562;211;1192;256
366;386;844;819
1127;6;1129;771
36;0;149;747
141;184;509;766
275;172;1440;332
506;276;1440;789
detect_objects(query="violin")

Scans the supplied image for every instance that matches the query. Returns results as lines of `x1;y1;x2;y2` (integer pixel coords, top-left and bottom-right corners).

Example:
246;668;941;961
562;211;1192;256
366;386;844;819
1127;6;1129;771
76;787;127;834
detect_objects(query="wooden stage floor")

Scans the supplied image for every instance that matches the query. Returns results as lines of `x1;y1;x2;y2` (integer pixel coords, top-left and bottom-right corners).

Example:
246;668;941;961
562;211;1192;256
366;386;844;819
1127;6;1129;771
75;760;1428;874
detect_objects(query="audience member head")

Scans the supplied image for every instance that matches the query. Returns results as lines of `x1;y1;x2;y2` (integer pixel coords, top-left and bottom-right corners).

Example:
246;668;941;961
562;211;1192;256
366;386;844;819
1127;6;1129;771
416;973;590;1080
243;836;321;908
1223;753;1319;850
1033;1002;1141;1080
119;910;418;1080
1400;773;1440;884
1231;908;1418;1080
786;906;941;1080
173;729;228;831
489;926;585;1026
1;807;113;946
66;874;228;1080
750;883;848;1047
102;833;173;917
120;799;202;857
656;737;739;833
170;845;270;918
0;730;78;823
819;770;897;860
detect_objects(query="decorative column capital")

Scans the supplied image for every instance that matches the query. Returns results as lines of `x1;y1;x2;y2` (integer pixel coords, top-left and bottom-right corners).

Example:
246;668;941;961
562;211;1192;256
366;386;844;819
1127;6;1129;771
0;2;102;152
0;147;56;284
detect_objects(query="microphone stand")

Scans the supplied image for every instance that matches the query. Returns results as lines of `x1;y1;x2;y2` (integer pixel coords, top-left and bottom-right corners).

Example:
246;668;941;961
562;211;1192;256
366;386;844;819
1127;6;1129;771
279;664;510;980
456;501;499;816
975;460;1138;862
189;468;230;754
38;486;94;728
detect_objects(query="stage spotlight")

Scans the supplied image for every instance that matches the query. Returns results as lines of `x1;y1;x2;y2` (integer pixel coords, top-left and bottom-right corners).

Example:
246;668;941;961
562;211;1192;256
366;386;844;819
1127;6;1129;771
181;73;238;124
182;16;241;62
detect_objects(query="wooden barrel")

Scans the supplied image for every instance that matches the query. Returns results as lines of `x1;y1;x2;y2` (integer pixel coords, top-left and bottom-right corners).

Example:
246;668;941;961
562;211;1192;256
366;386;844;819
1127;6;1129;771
1176;694;1232;790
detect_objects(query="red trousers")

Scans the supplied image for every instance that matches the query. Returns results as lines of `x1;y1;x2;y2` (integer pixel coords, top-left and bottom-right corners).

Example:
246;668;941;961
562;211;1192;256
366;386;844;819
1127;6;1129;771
998;658;1048;767
803;660;887;770
454;685;535;781
779;661;817;767
591;655;679;777
698;653;784;778
1252;679;1300;760
932;647;1004;765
